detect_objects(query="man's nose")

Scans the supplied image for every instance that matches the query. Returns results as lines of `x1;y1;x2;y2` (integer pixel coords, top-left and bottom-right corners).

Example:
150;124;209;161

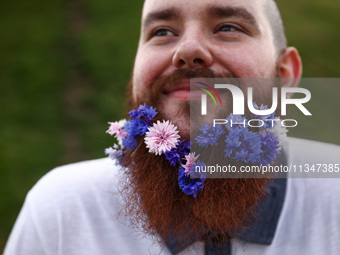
172;33;213;69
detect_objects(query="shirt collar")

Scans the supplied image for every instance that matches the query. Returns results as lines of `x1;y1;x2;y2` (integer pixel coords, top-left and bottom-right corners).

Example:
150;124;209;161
236;177;287;244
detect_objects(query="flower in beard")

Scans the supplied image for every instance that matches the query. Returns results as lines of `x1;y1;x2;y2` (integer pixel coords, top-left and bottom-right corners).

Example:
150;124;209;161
182;152;199;175
165;140;191;166
252;102;276;129
178;161;206;198
226;114;248;132
123;104;158;150
123;119;149;150
106;120;127;146
257;130;281;165
195;123;225;147
104;144;123;164
145;120;180;155
267;118;288;147
129;104;157;126
224;128;262;164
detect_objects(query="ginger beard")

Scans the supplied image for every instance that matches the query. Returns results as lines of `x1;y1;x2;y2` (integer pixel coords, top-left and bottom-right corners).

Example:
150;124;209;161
120;68;280;246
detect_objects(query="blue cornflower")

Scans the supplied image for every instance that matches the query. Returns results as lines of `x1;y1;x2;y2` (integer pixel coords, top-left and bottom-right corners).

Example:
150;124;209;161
252;102;276;129
122;119;149;149
165;140;191;166
224;128;262;164
225;114;248;131
258;132;281;165
123;104;158;150
129;104;157;126
178;161;206;198
195;123;225;147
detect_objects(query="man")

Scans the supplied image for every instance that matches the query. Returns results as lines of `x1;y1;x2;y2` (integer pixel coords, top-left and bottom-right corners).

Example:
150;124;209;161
4;0;340;254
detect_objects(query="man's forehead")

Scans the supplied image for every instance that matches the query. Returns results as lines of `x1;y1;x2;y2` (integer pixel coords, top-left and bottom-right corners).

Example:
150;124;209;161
142;0;267;21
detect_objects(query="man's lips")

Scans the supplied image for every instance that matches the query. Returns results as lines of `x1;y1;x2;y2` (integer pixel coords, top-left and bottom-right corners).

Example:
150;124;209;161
163;80;202;100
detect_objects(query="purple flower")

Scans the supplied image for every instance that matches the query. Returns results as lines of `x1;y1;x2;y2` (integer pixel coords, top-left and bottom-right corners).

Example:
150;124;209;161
129;104;157;126
226;114;248;131
224;128;262;164
165;140;191;166
195;123;225;147
122;104;158;150
252;102;276;129
123;119;149;149
178;161;206;198
144;120;180;155
258;132;281;165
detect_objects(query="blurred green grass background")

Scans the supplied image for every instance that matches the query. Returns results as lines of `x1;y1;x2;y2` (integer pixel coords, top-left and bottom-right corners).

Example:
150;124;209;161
0;0;339;251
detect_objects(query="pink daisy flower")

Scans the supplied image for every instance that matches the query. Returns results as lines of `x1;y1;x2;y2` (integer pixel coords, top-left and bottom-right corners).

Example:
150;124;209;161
183;153;199;175
106;120;127;145
144;120;180;155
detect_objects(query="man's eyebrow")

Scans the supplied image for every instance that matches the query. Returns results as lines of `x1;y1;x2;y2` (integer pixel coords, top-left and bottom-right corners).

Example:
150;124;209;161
143;8;181;29
207;6;259;29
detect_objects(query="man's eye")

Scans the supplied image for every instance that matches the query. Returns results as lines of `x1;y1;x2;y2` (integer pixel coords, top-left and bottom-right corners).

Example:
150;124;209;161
153;28;175;37
217;24;239;32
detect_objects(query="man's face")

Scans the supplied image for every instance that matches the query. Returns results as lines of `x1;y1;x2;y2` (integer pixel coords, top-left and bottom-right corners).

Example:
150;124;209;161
132;0;278;134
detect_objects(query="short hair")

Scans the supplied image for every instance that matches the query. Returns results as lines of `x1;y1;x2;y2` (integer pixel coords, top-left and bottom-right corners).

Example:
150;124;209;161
264;0;287;56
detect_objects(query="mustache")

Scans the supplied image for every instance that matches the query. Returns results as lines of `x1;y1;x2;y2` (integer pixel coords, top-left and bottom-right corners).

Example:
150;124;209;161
150;68;234;96
139;68;235;107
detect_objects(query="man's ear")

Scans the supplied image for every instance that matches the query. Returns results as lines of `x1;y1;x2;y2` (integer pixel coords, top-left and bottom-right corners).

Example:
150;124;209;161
278;47;302;88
